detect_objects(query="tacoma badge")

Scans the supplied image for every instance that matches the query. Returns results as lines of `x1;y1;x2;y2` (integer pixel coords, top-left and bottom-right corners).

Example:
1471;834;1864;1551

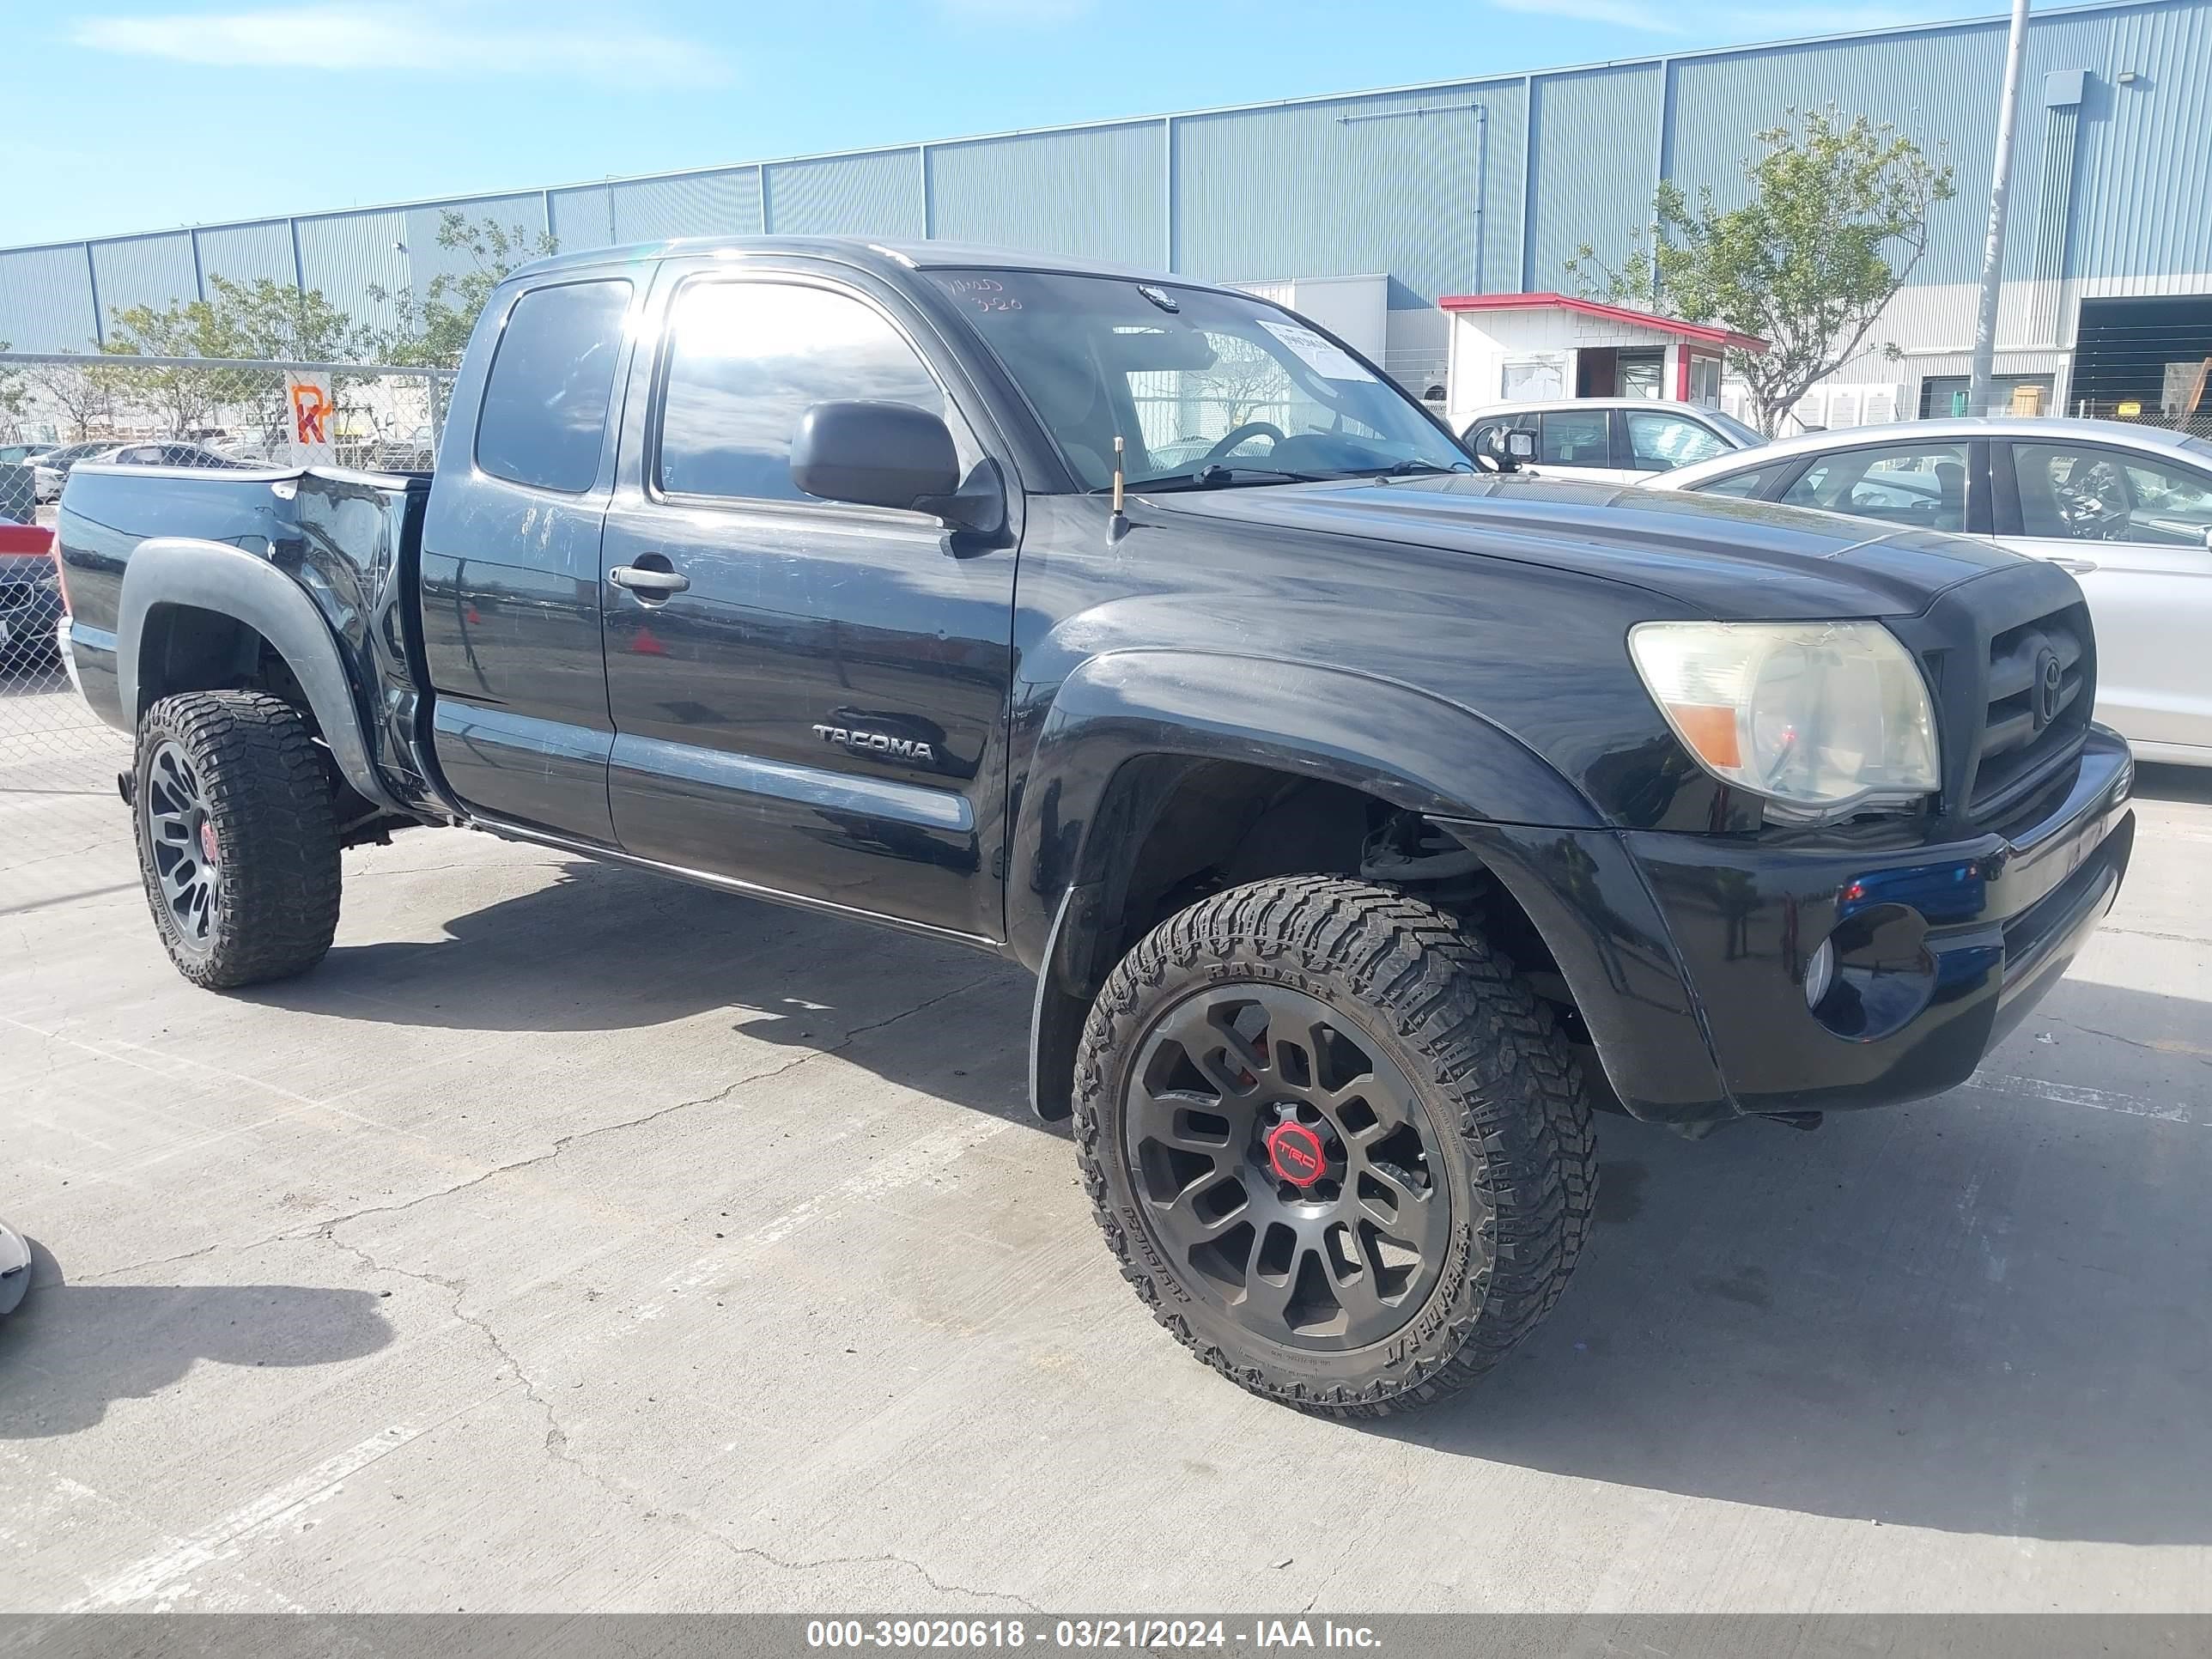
813;723;936;765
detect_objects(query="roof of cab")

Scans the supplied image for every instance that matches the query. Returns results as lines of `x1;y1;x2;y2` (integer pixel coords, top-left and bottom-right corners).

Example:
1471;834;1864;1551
507;234;1224;291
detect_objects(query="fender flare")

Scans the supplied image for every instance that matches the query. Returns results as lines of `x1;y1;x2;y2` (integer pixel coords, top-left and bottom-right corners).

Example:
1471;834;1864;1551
1012;649;1601;956
118;535;403;813
1015;650;1601;1118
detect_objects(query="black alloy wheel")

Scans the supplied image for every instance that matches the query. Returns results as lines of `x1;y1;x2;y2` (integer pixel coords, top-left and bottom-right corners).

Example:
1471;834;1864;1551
142;736;221;957
1125;982;1452;1350
132;691;342;989
1074;877;1596;1417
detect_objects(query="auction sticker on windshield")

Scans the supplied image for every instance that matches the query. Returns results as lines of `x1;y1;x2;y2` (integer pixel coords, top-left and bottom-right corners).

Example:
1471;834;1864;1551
1257;319;1368;381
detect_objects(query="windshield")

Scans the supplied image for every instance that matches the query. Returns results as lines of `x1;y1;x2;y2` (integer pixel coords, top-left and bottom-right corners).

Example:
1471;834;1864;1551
1705;409;1766;448
932;270;1470;490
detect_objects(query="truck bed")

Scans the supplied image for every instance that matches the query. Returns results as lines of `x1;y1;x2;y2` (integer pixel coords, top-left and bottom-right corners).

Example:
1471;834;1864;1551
56;461;434;808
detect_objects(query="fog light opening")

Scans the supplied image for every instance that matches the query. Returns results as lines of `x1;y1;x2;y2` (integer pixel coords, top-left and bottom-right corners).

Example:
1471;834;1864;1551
1807;901;1937;1042
1803;939;1836;1010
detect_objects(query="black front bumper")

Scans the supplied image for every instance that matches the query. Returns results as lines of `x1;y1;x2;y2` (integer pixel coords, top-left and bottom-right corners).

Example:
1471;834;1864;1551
1448;725;2135;1125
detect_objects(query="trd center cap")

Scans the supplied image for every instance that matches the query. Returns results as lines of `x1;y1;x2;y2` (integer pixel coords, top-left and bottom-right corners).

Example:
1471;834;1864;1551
1264;1121;1328;1188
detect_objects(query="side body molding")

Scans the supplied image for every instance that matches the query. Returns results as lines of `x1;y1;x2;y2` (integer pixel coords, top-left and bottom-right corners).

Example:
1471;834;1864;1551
117;535;404;813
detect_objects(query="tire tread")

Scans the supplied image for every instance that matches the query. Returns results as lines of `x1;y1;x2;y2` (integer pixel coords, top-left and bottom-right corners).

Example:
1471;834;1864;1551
1072;875;1597;1418
134;690;341;989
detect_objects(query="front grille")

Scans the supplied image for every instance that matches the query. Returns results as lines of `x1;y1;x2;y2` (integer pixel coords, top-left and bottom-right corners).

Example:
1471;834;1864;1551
0;580;40;610
1969;601;2092;820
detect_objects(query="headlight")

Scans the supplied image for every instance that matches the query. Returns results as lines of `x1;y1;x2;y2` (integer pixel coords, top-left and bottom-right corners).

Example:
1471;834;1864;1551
1628;621;1940;819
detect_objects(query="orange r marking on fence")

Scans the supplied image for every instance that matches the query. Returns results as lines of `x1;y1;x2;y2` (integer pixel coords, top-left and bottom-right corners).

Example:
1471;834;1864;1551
290;382;331;445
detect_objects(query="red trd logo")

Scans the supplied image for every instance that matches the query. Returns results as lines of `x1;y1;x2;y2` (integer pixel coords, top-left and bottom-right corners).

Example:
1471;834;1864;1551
1265;1121;1327;1188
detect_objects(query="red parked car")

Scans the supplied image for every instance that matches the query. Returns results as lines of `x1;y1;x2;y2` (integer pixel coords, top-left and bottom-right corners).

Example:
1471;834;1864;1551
0;520;63;672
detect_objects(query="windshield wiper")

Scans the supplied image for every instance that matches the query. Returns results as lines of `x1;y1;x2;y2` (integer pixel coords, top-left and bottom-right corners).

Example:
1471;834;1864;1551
1338;459;1477;479
1099;465;1327;494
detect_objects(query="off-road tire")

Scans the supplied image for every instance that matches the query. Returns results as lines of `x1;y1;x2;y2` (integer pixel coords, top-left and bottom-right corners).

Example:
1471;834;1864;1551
1073;876;1596;1417
133;691;342;989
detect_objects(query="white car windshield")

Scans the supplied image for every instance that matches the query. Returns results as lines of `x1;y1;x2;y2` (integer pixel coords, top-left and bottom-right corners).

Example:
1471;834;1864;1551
933;270;1471;491
1705;410;1765;447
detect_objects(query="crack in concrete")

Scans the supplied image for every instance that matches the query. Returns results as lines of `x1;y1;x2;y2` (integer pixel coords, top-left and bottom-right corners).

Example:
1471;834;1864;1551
313;1231;611;1488
4;836;117;873
2098;923;2212;948
2048;1014;2212;1067
75;971;1000;1283
55;963;1045;1603
313;1228;1041;1613
712;1540;1046;1612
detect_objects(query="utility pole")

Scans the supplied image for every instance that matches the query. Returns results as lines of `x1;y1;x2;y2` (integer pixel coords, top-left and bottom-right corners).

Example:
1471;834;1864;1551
1967;0;2033;416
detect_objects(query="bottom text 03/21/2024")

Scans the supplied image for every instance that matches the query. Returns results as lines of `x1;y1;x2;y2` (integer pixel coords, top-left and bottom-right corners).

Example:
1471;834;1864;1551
805;1620;1382;1650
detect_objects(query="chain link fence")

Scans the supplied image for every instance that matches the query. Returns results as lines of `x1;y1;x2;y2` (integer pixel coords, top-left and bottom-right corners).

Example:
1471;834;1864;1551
1;356;452;866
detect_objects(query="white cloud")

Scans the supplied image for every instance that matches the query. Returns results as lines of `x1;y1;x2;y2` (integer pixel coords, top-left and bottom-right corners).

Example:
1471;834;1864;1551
70;3;731;85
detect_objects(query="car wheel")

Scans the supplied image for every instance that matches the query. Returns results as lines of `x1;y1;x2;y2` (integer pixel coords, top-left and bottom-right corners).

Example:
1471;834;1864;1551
1074;876;1596;1416
133;690;342;989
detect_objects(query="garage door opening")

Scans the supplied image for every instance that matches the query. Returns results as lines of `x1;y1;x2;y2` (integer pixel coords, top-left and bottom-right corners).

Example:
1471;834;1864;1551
2071;294;2212;434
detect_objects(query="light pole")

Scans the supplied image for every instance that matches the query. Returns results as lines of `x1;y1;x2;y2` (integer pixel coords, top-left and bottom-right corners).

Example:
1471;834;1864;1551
1967;0;2033;416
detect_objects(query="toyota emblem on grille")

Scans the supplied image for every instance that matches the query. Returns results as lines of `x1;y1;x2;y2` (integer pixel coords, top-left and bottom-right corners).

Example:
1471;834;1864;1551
2033;647;2063;729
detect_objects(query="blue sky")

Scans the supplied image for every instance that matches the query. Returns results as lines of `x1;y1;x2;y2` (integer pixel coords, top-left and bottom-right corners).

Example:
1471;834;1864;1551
9;0;2000;246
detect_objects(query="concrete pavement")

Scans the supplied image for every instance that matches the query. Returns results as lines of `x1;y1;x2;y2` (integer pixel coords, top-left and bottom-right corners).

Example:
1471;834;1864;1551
3;764;2209;1613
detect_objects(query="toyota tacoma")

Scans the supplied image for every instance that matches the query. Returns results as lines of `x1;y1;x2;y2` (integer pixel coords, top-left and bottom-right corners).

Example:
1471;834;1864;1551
55;239;2134;1415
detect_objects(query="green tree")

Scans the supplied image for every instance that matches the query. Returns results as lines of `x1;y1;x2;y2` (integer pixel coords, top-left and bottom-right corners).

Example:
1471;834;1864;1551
98;276;374;446
1565;105;1956;435
96;301;222;438
369;211;557;370
0;342;26;434
27;357;117;441
196;274;369;362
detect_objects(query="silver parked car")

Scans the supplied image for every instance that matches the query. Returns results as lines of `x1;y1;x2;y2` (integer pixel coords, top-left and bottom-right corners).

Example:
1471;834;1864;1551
100;441;261;471
1462;398;1765;483
1651;416;2212;767
30;440;124;502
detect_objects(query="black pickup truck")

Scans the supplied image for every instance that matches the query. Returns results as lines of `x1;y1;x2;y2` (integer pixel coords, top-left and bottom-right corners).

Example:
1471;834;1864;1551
57;238;2134;1416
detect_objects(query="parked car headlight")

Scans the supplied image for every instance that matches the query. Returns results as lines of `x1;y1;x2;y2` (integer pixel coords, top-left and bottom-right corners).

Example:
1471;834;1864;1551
1628;621;1940;819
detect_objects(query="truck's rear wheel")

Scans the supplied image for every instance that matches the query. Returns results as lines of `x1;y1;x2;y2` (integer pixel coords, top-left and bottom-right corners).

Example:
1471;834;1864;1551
1073;877;1595;1417
133;691;341;989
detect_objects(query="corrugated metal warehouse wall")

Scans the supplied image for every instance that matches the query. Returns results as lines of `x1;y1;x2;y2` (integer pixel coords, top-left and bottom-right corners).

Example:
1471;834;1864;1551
2;0;2208;357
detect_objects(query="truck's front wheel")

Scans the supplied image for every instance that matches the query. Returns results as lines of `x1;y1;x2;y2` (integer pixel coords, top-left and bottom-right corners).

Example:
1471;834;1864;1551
133;691;342;989
1073;877;1595;1416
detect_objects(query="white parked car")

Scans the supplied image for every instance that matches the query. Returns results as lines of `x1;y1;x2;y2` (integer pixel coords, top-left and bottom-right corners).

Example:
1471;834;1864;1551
30;440;123;503
1651;416;2212;767
1462;398;1765;483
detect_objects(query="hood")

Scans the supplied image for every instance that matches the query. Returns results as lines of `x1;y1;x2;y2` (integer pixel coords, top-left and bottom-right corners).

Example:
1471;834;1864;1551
1142;474;2021;620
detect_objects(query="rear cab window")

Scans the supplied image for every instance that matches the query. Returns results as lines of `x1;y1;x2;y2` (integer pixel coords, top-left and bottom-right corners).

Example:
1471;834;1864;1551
475;279;633;494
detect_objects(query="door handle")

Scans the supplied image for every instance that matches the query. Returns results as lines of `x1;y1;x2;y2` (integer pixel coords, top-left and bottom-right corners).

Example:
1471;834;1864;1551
610;563;690;598
2051;557;2099;574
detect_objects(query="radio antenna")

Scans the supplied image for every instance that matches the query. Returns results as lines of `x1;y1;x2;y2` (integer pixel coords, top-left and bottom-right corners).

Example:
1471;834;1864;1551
1109;434;1130;542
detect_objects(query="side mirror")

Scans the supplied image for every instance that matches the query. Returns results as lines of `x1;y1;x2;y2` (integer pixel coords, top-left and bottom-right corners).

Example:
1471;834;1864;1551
792;400;1004;540
793;400;960;513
